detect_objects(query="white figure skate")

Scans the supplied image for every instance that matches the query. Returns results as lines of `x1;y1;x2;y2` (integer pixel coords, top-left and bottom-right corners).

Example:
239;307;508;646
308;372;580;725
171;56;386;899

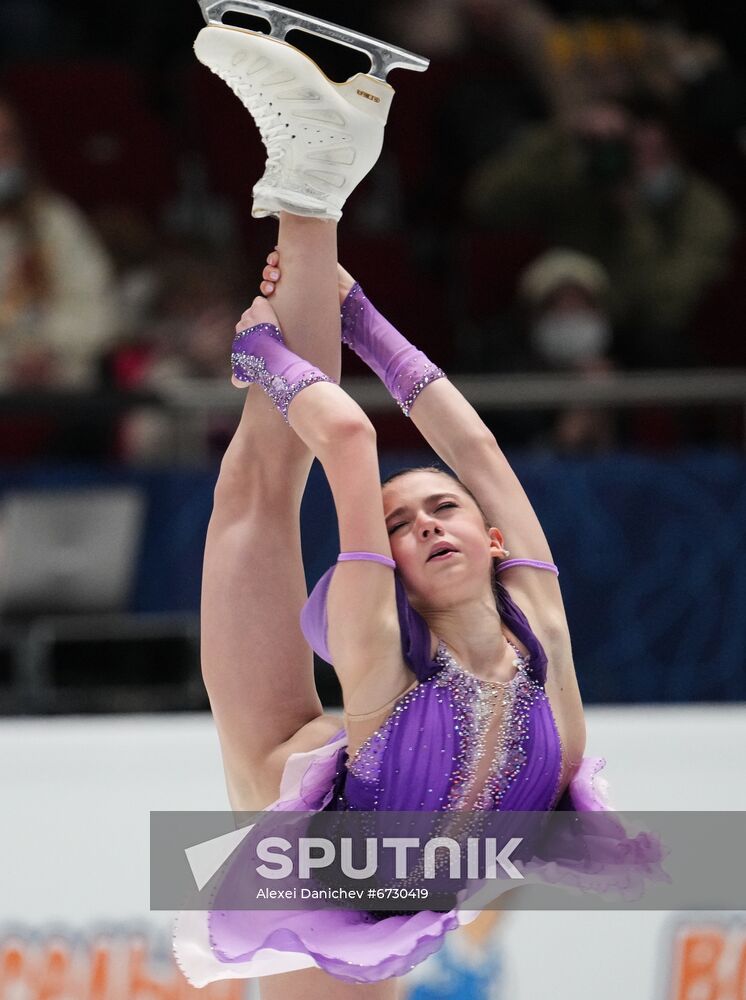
194;0;429;221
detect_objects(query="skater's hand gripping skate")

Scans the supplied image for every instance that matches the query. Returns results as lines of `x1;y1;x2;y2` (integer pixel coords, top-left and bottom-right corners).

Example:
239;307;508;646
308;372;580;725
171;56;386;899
260;249;355;307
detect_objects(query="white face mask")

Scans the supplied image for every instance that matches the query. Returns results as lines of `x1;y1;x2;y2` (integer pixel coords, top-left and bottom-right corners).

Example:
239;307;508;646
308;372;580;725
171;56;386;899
0;164;28;205
531;311;612;367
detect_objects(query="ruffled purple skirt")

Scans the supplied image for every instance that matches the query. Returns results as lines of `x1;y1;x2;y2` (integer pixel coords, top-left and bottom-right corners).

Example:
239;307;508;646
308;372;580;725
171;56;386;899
173;730;667;986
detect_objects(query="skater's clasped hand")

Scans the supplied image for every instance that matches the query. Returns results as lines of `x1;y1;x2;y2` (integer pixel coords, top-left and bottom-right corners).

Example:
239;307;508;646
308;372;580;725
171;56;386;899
260;249;357;306
232;296;281;388
235;295;279;335
260;249;281;297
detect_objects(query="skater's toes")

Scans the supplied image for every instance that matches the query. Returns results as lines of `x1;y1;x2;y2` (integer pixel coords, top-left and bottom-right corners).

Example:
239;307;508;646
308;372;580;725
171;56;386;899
267;251;279;267
261;281;275;296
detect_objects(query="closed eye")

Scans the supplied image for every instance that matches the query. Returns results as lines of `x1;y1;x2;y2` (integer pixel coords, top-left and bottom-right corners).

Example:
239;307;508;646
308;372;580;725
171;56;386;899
388;502;457;535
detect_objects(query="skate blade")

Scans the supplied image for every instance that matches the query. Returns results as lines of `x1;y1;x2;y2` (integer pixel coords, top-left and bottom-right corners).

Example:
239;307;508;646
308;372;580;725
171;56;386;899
199;0;429;80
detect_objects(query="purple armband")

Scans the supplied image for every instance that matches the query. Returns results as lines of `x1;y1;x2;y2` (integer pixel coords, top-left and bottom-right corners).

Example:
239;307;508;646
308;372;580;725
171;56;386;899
341;283;446;417
337;551;396;569
231;323;335;424
496;559;559;575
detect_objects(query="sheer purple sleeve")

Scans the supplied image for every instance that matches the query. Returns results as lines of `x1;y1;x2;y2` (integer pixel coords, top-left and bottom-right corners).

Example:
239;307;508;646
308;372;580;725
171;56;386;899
340;283;446;416
300;559;437;681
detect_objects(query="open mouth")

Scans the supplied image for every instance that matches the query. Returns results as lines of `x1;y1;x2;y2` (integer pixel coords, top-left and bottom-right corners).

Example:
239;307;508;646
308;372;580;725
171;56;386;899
427;545;458;562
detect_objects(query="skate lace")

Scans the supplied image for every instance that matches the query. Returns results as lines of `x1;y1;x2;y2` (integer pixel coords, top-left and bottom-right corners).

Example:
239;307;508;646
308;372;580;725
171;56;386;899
215;70;289;170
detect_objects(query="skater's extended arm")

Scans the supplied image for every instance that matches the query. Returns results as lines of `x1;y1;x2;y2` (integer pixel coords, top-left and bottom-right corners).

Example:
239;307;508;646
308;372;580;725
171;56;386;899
407;378;553;562
345;281;567;631
261;257;558;606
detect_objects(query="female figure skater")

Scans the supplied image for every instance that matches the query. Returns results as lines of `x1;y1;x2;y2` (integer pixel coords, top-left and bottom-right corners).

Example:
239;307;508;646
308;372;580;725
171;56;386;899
174;17;664;998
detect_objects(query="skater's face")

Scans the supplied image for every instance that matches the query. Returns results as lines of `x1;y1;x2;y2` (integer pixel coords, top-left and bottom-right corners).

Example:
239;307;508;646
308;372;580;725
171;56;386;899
382;470;505;612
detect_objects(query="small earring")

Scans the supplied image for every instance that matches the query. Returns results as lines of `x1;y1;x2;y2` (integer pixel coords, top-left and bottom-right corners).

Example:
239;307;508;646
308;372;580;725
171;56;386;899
502;548;511;557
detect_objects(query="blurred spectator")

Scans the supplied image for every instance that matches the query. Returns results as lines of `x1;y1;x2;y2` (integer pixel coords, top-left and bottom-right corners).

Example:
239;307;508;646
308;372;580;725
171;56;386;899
95;206;160;343
465;99;738;365
374;0;547;235
137;247;243;383
112;245;245;463
519;248;616;451
464;0;743;127
520;248;613;370
378;0;471;59
0;95;117;389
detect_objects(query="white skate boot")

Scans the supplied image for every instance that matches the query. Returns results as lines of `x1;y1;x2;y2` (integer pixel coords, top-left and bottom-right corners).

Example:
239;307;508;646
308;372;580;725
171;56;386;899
194;0;428;221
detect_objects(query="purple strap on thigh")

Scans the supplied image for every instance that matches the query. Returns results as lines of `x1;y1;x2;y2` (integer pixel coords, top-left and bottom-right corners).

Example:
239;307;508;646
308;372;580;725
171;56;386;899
337;551;396;569
496;558;559;575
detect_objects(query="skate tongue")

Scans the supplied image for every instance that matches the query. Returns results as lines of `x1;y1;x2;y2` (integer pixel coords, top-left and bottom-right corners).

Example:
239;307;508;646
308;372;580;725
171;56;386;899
199;0;429;81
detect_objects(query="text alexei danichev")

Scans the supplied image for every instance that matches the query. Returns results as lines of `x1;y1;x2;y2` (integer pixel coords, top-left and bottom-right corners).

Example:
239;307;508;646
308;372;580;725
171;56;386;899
257;888;369;900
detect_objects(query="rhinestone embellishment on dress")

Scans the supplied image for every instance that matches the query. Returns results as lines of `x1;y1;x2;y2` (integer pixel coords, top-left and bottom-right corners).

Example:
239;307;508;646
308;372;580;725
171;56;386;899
345;635;546;813
433;639;540;811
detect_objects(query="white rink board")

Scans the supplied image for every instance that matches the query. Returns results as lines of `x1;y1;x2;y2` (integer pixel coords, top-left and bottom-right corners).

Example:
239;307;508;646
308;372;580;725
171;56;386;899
1;706;745;1000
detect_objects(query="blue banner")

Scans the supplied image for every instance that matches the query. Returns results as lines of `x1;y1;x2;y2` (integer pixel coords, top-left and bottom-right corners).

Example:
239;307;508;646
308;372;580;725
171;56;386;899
2;450;744;703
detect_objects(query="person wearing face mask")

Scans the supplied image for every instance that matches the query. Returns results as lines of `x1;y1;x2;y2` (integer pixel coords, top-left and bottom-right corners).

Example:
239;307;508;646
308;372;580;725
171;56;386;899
520;248;612;370
613;107;738;365
518;248;617;451
465;98;738;366
0;95;116;392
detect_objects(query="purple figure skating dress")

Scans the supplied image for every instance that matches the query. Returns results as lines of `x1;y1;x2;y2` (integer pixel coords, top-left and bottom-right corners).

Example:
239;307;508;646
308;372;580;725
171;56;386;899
174;558;667;986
